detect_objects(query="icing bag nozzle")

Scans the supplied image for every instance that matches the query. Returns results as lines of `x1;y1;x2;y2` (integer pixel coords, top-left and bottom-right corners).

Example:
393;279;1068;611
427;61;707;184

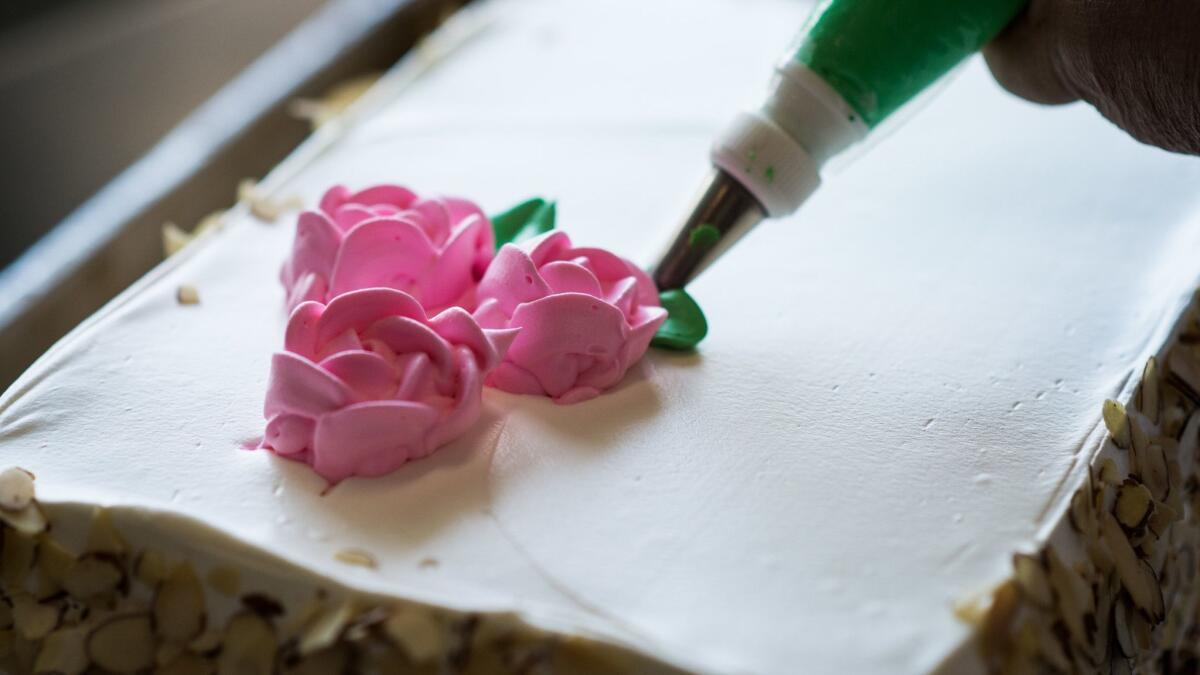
652;169;766;290
653;108;823;290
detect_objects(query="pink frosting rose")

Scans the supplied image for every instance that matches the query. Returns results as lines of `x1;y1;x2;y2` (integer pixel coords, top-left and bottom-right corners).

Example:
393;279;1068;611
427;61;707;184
280;184;494;313
262;288;516;483
473;231;667;404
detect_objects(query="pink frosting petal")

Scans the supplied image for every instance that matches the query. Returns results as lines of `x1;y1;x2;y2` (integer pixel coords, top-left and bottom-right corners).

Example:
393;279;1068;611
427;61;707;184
349;184;417;210
407;198;453;246
262;414;315;457
422;215;491;310
264;352;357;418
316;288;426;347
485;362;547;396
283;211;342;289
286;274;328;312
569;247;633;282
327;218;437;298
505;293;629;398
472;230;663;404
283;185;493;317
539;260;603;297
605;276;639;317
317;328;363;361
526;230;573;266
427;307;500;370
361;316;453;374
427;346;483;449
477;244;551;317
332;204;381;230
311;401;438;482
472;298;509;330
394;352;438;401
318;185;354;215
320;351;397;400
283;302;323;361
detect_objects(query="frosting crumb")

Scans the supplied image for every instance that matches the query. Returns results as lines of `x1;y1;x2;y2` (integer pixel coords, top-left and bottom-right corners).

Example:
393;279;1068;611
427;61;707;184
176;285;200;305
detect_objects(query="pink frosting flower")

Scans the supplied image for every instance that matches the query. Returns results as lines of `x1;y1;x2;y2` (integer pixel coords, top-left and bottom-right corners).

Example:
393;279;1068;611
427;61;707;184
262;288;516;483
473;231;667;404
280;184;494;313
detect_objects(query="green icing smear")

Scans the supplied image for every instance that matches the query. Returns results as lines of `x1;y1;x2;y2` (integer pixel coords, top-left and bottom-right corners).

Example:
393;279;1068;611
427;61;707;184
652;288;708;351
688;224;721;249
490;197;557;249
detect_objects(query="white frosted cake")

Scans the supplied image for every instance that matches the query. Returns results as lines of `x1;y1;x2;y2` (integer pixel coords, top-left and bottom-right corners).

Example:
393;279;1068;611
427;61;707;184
3;0;1200;673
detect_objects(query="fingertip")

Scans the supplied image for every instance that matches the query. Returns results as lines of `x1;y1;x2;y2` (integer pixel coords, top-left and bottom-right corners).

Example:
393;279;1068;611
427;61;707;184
983;3;1079;106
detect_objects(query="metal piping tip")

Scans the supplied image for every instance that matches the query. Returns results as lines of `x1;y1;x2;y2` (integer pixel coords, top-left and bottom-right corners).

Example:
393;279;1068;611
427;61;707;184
652;170;767;290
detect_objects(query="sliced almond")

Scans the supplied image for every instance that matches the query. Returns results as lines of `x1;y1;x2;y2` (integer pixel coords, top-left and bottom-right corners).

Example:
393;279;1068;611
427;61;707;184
34;626;88;675
217;611;275;675
342;606;388;643
1112;597;1134;658
1045;547;1094;651
1141;358;1161;424
282;645;351;675
0;468;35;512
0;501;48;536
134;549;169;587
2;528;37;588
1147;501;1179;539
1130;415;1151;459
11;592;60;640
154;563;206;644
87;613;155;673
298;600;355;656
35;536;76;599
1097;458;1121;486
1100;511;1163;622
1114;479;1154;531
334;548;377;569
85;509;126;556
1088;539;1115;576
1090;576;1114;666
1139;443;1170;501
1129;604;1152;651
383;604;446;664
1137;558;1165;621
1104;399;1132;450
63;554;125;600
1012;552;1052;608
1069;486;1094;536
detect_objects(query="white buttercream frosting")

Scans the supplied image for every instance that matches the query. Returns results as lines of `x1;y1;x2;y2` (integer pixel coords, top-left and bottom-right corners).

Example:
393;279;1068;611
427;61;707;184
3;0;1200;673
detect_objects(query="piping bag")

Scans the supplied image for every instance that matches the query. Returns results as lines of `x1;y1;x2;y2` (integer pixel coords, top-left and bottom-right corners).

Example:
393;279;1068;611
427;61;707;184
653;0;1028;290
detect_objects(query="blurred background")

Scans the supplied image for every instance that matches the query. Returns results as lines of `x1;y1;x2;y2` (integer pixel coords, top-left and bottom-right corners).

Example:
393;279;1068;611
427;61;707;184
0;0;325;269
0;0;460;388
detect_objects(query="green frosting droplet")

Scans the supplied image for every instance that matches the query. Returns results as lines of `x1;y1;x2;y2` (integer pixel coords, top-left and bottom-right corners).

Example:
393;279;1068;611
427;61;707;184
764;166;776;183
652;288;708;351
490;197;556;250
688;224;721;249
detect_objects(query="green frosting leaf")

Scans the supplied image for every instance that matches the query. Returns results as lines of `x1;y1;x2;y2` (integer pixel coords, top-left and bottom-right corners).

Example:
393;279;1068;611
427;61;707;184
490;197;557;250
652;288;708;351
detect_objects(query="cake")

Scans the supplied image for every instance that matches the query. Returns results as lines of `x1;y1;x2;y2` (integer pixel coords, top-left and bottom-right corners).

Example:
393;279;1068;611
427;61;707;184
3;0;1200;673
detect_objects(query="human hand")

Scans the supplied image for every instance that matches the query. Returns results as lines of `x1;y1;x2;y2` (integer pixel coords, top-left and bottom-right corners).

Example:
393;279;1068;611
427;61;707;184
983;0;1200;154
